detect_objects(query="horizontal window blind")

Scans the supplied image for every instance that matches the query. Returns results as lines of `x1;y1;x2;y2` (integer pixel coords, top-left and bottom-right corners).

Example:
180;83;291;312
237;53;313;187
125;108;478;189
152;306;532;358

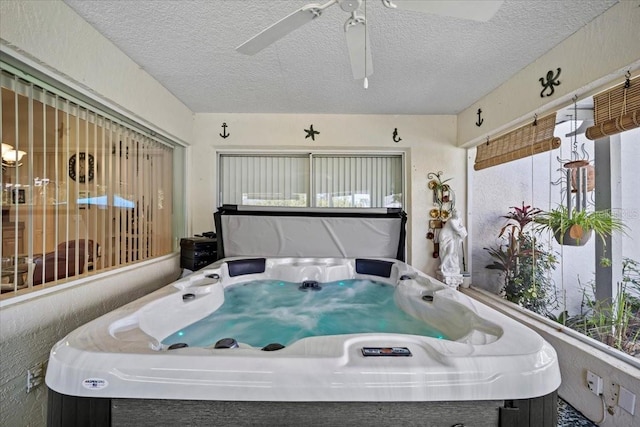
586;75;640;140
474;113;560;171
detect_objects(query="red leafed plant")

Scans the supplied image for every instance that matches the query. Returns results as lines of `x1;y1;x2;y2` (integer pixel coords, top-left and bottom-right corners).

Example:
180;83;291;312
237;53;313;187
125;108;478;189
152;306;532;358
485;202;557;315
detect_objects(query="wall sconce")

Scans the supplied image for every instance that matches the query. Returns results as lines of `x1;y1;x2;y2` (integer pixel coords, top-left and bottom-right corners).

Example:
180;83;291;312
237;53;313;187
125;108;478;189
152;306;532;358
2;142;27;169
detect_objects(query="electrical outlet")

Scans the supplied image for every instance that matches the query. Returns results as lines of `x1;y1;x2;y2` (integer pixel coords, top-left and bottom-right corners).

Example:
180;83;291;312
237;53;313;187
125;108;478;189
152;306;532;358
618;386;636;415
26;360;48;393
586;370;603;395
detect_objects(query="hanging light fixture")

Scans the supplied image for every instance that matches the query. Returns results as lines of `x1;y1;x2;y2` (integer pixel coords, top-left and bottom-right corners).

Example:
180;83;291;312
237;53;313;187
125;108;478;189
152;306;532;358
1;142;27;169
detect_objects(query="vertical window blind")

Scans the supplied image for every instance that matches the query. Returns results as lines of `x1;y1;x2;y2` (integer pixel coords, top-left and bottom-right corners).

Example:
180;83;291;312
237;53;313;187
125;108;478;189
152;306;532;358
219;155;309;206
313;155;403;207
1;66;174;297
219;153;403;209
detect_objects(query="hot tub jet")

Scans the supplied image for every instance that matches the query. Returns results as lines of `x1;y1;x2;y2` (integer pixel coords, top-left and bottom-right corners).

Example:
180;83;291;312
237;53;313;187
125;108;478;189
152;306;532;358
299;280;322;291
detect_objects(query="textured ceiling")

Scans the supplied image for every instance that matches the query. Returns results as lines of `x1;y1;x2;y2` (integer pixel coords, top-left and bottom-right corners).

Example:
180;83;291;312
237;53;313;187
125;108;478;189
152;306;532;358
62;0;618;115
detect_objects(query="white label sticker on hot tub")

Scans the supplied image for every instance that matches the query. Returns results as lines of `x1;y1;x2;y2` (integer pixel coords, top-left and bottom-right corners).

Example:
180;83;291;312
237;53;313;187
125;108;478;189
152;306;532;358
82;378;108;390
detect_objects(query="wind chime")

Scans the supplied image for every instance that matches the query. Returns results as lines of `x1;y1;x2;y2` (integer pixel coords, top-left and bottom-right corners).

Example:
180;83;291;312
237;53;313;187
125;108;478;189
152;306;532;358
562;97;595;216
426;171;454;258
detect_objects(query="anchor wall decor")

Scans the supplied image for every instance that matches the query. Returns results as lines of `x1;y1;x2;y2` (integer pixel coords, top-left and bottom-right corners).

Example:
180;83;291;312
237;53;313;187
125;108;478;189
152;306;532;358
475;108;484;127
220;122;230;139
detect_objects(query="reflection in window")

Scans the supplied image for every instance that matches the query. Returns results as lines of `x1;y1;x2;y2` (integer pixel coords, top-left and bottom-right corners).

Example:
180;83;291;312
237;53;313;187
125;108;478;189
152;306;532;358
1;66;175;297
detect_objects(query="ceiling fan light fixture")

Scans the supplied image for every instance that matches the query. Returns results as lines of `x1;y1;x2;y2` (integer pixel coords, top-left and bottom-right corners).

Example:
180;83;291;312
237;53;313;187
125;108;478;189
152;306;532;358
237;0;504;81
338;0;362;12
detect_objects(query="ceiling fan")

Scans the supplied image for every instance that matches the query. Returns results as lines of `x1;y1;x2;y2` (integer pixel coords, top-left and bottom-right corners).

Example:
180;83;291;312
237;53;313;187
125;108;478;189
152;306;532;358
236;0;504;85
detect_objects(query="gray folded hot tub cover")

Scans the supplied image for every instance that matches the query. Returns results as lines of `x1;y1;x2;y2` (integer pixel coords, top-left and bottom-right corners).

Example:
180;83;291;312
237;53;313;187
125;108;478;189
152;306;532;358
214;206;407;261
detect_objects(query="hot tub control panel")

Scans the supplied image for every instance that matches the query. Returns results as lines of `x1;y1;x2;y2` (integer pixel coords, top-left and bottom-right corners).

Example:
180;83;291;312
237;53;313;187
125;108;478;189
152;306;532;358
361;347;412;357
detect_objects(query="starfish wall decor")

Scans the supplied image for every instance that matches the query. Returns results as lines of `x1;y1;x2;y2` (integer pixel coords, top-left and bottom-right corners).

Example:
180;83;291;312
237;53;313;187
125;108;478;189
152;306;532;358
304;125;320;141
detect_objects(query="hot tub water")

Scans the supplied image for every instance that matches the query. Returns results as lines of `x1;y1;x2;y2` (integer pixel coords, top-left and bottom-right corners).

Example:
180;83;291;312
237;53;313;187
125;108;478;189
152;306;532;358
163;279;447;348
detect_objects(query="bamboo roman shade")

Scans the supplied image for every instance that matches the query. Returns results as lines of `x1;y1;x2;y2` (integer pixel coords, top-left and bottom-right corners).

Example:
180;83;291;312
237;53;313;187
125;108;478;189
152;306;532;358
474;113;560;171
585;75;640;140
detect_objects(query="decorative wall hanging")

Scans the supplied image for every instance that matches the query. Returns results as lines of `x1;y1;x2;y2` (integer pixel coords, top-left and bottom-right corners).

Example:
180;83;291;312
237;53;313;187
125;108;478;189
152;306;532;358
426;171;467;289
425;171;455;259
304;125;320;141
539;68;561;97
392;128;402;143
220;122;230;139
585;71;640;140
475;108;484;127
68;152;95;183
11;188;26;204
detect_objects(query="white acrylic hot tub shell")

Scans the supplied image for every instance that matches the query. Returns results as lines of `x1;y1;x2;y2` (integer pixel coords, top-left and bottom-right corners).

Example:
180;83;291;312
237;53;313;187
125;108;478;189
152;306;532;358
45;257;560;402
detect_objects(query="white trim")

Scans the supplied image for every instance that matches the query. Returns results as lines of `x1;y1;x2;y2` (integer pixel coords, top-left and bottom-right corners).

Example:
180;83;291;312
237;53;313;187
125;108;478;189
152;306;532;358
215;148;407;156
464;286;640;370
216;149;407;209
0;253;178;309
0;44;189;148
465;148;474;275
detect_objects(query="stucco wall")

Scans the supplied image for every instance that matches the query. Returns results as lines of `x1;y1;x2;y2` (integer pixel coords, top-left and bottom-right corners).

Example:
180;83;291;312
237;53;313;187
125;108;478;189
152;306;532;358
0;255;181;427
458;0;640;148
192;113;464;276
0;0;194;144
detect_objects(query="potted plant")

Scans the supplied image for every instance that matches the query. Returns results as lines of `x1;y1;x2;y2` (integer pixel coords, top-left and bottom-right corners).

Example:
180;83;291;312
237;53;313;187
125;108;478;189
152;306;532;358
484;203;558;316
534;206;625;247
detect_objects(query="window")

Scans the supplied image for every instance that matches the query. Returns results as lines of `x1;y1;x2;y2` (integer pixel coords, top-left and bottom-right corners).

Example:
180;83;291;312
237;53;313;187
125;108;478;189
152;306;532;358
218;153;404;208
1;64;176;297
471;100;640;360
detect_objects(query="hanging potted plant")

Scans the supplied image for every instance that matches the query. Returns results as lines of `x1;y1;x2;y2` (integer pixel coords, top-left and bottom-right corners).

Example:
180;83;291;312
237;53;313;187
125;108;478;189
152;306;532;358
534;206;625;247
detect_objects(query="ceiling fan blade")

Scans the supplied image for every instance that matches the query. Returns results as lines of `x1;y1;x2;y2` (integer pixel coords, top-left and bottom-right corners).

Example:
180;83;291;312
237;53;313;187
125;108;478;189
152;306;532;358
345;17;373;80
236;4;325;55
389;0;503;21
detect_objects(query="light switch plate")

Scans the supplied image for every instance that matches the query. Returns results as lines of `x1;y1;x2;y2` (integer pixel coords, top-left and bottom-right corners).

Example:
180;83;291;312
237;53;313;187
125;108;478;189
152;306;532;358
618;386;636;415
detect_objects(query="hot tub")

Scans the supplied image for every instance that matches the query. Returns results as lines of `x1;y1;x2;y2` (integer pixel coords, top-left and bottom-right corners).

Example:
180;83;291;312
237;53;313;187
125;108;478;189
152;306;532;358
46;208;560;426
